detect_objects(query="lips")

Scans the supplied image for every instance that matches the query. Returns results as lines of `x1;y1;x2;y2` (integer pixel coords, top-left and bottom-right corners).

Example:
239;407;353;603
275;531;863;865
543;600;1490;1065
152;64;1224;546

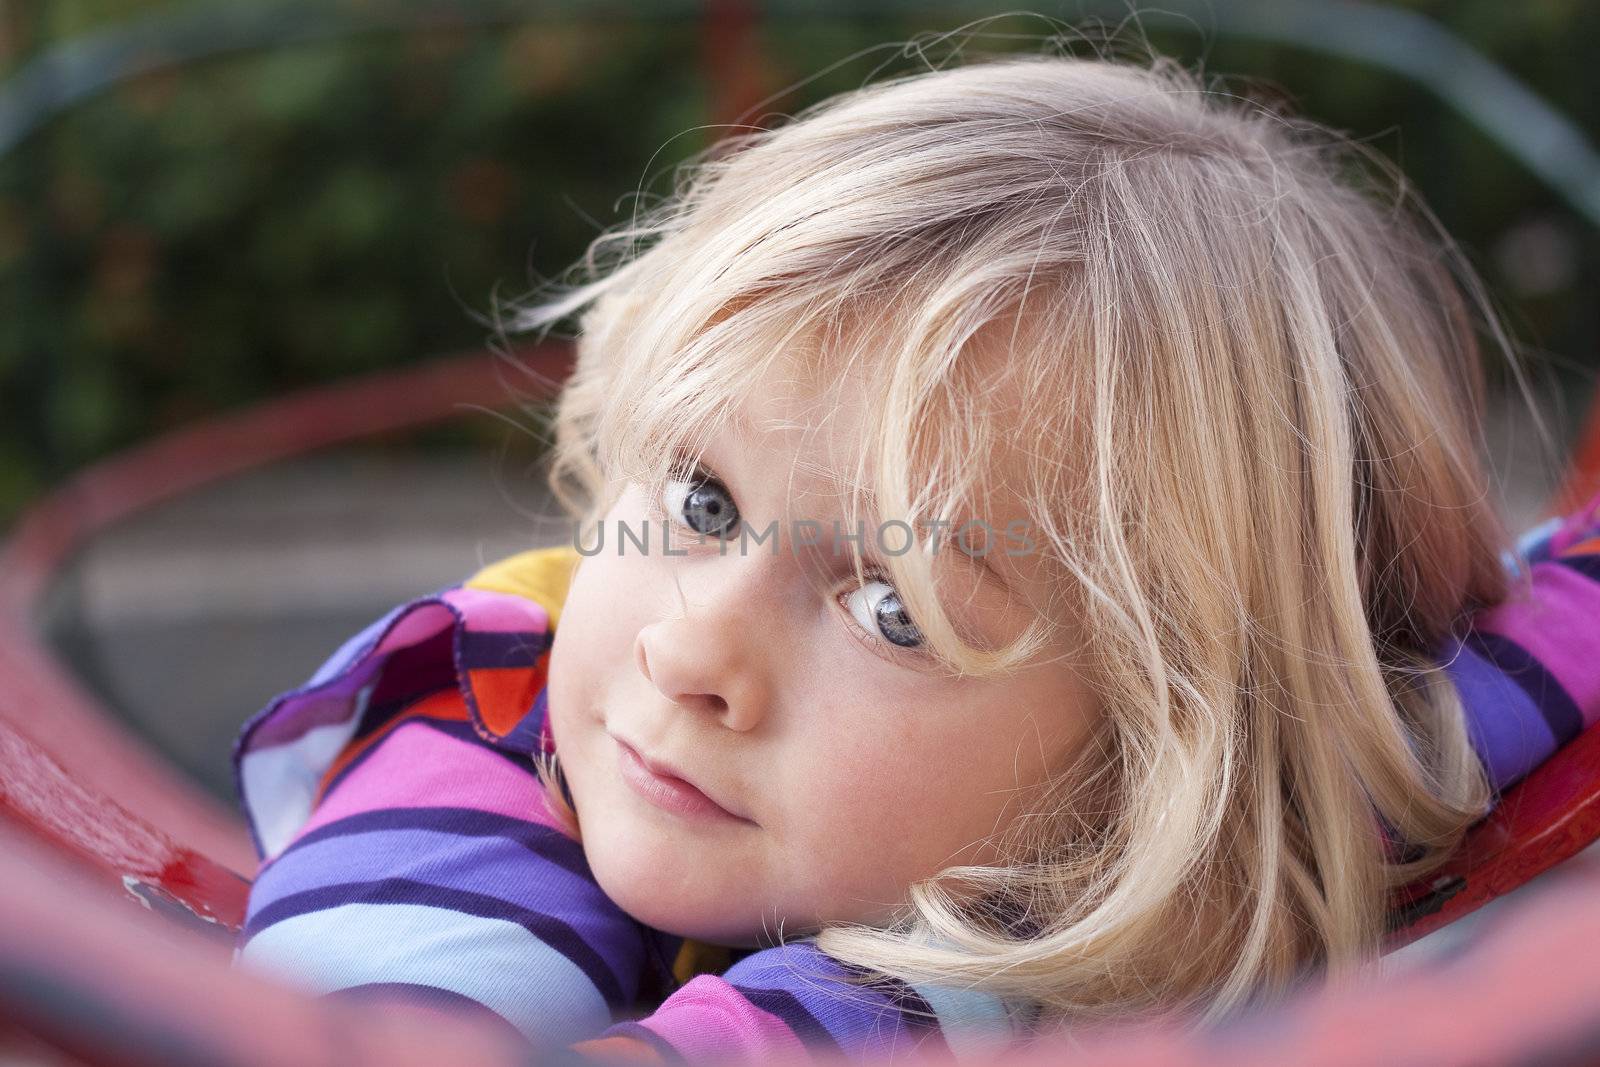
611;735;754;825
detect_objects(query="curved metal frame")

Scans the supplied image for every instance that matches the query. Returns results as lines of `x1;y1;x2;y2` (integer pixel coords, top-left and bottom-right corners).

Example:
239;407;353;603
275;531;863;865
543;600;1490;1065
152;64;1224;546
0;344;570;879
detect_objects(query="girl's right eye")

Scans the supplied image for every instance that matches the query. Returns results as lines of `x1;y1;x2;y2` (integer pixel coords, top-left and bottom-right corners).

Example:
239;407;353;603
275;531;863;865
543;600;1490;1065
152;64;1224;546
662;468;741;540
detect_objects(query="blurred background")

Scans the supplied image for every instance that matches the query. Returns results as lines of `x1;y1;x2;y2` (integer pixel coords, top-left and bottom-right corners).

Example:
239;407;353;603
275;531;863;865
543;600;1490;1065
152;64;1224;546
0;0;1596;804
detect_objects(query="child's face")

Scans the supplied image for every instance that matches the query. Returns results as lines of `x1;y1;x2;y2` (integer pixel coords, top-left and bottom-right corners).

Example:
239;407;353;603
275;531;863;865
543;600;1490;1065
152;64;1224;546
546;366;1098;947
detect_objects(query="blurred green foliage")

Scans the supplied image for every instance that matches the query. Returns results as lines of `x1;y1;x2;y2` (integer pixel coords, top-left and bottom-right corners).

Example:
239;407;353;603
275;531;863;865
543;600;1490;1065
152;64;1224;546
0;1;1596;524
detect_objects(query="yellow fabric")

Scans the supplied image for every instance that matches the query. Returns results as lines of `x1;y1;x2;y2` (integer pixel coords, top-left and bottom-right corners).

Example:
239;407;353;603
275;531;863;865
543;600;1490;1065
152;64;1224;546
464;544;583;629
672;939;735;986
463;542;732;985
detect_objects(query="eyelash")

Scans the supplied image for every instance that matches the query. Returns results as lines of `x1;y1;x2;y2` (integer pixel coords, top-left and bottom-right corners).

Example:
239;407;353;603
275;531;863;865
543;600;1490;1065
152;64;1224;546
646;459;928;664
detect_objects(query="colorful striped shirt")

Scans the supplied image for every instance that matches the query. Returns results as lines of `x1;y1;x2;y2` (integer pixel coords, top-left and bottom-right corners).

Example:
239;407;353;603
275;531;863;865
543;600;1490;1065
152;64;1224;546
233;490;1600;1063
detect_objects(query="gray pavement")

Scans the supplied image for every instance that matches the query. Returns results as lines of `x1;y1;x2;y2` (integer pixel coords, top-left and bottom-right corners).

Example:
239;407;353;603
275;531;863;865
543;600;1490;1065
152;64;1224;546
39;447;573;801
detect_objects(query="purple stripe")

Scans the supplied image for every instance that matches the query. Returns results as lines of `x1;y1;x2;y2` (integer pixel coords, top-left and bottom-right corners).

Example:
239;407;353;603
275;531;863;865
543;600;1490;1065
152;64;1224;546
1445;637;1561;794
1465;629;1584;748
242;662;384;751
1560;550;1600;573
860;974;942;1033
1443;638;1559;793
457;628;551;671
250;829;642;970
1475;563;1600;733
263;806;592;883
243;879;627;1007
346;690;452;747
496;687;551;757
722;943;856;992
727;986;847;1056
725;944;923;1054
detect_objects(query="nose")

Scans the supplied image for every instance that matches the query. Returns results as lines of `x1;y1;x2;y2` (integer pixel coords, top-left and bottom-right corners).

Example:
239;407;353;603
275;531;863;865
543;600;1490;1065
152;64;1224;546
633;597;770;733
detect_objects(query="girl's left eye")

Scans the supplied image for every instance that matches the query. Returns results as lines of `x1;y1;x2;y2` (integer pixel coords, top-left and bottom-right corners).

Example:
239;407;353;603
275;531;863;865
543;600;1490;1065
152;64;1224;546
844;580;925;649
662;469;741;540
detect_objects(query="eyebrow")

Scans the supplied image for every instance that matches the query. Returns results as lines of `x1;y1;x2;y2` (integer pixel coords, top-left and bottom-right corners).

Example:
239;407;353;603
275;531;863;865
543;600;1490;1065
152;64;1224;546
706;426;1016;594
830;504;1016;597
936;527;1015;595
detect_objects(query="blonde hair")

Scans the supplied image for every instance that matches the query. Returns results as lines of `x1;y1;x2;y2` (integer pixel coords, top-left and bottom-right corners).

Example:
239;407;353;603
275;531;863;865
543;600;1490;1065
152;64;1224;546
511;47;1526;1029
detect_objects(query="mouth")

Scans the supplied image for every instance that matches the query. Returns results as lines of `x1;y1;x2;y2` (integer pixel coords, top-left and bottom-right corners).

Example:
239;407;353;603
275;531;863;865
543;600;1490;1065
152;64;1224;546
611;735;756;826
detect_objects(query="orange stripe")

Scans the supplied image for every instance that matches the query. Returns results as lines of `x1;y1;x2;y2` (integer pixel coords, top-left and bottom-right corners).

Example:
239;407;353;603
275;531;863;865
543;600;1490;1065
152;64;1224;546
1560;534;1600;558
468;658;549;738
314;688;469;804
568;1035;666;1064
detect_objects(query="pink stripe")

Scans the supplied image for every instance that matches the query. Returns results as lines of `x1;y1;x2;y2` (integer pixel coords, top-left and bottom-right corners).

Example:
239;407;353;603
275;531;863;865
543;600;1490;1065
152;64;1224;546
1476;563;1600;729
297;722;569;838
376;603;455;650
635;975;810;1061
442;586;551;634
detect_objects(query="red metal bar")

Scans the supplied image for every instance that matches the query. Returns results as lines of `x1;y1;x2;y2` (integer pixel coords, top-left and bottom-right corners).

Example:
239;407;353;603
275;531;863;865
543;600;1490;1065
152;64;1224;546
0;716;249;935
1388;706;1600;945
0;344;572;879
0;610;258;877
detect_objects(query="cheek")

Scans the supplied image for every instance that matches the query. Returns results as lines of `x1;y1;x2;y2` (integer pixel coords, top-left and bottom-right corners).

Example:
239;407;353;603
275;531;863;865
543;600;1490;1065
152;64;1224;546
780;724;1001;908
545;554;637;804
548;551;637;702
792;690;1083;892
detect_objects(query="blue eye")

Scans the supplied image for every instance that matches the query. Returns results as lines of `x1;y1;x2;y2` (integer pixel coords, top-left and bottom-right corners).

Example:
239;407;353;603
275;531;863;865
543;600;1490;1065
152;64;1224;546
845;580;924;649
663;469;741;540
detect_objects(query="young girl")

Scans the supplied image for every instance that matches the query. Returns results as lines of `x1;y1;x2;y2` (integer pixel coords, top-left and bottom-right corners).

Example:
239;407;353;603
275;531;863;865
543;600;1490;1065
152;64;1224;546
232;49;1600;1062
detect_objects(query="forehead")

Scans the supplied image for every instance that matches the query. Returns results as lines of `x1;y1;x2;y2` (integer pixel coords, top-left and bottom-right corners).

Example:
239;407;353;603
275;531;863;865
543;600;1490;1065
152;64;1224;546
720;325;1050;600
729;363;874;502
725;313;1035;490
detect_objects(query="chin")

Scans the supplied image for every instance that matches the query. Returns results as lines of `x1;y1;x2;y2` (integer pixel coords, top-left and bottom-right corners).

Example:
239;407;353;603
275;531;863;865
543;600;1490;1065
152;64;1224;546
582;824;768;948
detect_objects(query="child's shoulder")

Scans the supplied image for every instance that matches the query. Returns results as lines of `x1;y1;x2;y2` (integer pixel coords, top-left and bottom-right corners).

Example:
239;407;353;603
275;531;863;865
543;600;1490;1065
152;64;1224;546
235;545;579;861
464;543;583;629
